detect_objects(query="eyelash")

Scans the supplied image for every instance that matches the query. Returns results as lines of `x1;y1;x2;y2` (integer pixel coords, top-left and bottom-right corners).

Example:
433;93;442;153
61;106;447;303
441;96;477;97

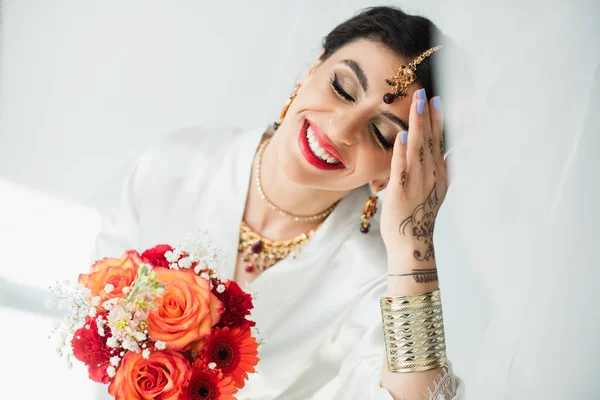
329;74;393;152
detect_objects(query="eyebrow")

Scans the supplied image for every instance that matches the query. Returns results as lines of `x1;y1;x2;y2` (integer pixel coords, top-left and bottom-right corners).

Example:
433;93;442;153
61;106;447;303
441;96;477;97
342;59;368;92
382;111;409;131
342;59;409;130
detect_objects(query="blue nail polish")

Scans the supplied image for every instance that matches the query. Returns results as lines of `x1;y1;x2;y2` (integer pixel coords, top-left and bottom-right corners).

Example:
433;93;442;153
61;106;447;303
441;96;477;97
433;96;442;110
401;131;408;144
417;100;425;115
417;88;427;101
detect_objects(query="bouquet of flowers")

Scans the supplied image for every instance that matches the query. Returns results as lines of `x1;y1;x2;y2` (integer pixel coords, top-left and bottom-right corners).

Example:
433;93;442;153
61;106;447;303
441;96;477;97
47;235;260;400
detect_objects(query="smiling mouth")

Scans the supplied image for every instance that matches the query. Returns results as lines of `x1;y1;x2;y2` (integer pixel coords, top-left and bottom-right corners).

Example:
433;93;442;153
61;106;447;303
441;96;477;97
304;122;343;166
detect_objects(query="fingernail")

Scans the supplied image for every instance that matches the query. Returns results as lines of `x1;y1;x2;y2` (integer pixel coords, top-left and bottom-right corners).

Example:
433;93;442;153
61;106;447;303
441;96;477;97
417;100;425;115
433;96;442;110
400;131;408;144
417;88;427;101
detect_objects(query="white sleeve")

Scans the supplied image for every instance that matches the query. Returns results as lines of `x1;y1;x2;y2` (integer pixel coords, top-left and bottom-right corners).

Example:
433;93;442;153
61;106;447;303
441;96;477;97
310;281;464;400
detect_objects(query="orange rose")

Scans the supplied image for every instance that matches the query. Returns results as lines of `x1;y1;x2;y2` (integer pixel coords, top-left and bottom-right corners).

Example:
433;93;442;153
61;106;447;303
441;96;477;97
108;349;191;400
147;268;224;351
78;250;143;305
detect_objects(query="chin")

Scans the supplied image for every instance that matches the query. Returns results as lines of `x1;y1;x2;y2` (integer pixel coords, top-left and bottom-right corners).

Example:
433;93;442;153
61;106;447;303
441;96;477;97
277;148;320;186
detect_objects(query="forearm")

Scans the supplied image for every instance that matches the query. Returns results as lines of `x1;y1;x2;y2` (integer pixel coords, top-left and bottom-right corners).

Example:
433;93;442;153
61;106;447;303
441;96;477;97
380;251;445;400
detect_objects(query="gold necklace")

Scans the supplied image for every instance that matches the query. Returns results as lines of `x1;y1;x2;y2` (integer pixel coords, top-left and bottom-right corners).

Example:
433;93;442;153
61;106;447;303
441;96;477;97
255;138;338;222
238;220;320;273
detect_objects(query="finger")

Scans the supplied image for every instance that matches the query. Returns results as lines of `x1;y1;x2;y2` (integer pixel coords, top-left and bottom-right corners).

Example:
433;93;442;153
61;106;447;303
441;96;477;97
389;130;409;191
406;89;426;181
416;89;435;181
429;96;446;185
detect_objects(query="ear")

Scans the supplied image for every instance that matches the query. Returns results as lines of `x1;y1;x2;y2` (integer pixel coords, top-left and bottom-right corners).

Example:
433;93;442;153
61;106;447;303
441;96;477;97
370;179;388;194
297;49;326;87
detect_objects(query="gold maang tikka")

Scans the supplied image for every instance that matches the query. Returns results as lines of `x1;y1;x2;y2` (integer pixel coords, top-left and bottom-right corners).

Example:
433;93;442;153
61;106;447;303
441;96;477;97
383;45;442;104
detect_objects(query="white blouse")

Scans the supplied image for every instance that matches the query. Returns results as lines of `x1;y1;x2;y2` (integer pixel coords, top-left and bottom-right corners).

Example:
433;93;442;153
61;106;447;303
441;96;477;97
93;126;463;400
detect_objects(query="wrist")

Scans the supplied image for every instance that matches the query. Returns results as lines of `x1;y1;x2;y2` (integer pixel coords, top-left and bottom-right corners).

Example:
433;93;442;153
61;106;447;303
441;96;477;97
386;249;439;297
386;249;437;273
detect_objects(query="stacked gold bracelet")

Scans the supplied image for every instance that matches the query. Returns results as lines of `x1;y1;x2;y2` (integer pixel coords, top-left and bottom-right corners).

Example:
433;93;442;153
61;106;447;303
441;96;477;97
380;290;447;373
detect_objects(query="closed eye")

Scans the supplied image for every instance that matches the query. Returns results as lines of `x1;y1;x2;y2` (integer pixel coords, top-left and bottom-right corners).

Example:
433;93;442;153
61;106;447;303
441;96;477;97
329;74;355;102
372;124;393;152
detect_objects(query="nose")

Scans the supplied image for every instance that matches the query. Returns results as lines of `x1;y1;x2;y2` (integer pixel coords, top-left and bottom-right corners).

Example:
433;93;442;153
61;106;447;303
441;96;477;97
327;109;364;146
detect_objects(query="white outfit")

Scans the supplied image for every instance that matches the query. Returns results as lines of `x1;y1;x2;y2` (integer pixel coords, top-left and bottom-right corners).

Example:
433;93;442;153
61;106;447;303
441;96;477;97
93;126;463;400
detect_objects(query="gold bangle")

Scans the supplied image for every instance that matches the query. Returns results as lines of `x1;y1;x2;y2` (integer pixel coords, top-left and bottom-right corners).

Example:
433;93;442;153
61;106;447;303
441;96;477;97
386;357;448;373
380;290;447;373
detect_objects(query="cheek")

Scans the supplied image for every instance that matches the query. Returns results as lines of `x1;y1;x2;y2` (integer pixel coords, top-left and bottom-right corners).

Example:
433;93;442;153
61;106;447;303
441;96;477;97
294;77;335;111
354;149;392;180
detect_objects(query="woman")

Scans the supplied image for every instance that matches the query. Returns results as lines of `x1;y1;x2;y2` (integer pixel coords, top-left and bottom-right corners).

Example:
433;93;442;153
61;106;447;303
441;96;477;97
94;6;463;399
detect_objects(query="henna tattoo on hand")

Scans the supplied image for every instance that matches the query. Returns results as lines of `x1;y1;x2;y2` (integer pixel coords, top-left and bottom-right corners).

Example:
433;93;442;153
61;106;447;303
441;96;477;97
388;268;438;283
428;138;435;156
440;137;445;156
418;146;424;166
400;170;407;190
398;184;439;262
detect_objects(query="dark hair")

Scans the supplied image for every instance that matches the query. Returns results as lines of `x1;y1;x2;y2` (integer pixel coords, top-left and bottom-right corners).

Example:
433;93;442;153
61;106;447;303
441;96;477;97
321;6;445;98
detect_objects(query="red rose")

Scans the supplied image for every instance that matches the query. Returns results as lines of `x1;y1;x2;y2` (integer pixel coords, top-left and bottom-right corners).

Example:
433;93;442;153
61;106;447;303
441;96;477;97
141;244;174;268
213;281;255;330
71;314;115;384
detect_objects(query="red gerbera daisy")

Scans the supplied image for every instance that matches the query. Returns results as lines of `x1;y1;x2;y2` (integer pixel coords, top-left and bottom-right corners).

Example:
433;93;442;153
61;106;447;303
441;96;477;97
201;327;259;388
182;361;237;400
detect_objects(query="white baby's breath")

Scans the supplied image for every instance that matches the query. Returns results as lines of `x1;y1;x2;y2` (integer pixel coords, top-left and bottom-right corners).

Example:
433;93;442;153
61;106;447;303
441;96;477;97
216;284;225;294
106;337;119;348
142;349;151;359
104;284;115;293
208;362;217;370
122;338;140;352
106;366;116;378
91;296;101;307
155;340;166;350
164;250;176;262
110;356;121;366
178;257;192;269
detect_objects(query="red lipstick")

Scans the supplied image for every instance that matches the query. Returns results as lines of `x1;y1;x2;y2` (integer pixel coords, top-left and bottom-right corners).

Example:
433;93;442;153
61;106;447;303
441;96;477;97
297;121;345;171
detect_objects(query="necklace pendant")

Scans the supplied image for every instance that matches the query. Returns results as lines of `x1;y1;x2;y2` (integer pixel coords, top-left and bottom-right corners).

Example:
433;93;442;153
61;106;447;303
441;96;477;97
251;240;263;254
245;264;255;273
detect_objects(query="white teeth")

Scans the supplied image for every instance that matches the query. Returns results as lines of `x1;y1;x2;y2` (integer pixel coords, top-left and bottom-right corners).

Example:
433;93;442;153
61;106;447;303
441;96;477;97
306;125;340;165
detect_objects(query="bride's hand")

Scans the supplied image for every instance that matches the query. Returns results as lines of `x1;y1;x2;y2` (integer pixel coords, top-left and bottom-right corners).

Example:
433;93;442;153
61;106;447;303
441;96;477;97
380;89;448;271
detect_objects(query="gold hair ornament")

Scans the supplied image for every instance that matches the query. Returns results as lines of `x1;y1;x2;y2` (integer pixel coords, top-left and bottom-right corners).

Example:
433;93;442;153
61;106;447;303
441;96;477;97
383;46;442;104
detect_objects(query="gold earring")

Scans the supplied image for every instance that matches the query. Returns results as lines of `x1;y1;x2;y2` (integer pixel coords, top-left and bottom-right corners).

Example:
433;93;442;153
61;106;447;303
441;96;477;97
360;185;385;233
273;84;300;130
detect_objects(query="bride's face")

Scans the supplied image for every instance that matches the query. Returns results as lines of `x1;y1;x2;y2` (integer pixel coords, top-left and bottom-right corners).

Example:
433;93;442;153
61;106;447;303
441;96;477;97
274;39;420;192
